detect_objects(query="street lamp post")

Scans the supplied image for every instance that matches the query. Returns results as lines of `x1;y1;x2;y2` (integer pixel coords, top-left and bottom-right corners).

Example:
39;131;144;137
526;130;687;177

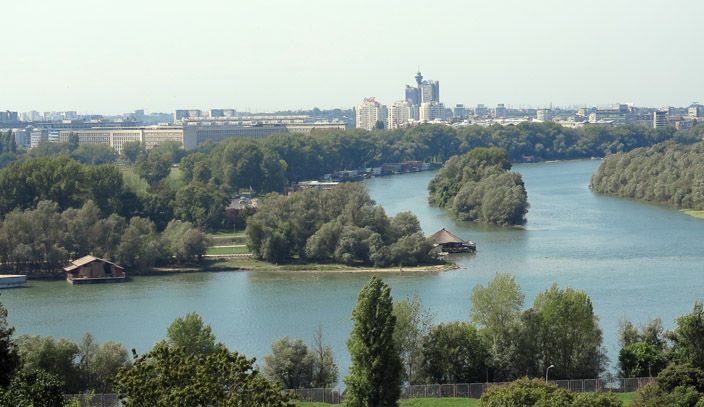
546;364;555;382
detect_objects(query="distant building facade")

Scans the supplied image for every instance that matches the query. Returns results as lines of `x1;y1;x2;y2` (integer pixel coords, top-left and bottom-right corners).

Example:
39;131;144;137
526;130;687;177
356;98;388;130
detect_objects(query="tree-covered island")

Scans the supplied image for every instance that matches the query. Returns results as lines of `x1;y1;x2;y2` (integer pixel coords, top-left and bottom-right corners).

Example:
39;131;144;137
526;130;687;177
246;183;441;267
428;147;529;226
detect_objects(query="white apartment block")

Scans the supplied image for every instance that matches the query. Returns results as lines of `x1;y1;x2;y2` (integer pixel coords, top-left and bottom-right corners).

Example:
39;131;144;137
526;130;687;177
388;100;413;130
420;102;446;122
356;98;388;130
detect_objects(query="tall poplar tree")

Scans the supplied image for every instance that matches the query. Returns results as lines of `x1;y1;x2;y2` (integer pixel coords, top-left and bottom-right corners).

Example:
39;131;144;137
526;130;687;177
345;276;402;407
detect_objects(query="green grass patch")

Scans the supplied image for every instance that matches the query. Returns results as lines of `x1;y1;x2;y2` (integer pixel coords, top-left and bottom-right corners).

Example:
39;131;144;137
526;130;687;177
206;246;250;255
296;393;636;407
682;210;704;219
206;230;248;239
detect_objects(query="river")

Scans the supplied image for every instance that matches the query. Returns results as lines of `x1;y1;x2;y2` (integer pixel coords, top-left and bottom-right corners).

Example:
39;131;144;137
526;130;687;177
2;159;703;382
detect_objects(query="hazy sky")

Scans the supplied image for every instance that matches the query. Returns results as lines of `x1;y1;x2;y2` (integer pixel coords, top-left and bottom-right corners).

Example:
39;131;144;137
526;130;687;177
3;0;703;115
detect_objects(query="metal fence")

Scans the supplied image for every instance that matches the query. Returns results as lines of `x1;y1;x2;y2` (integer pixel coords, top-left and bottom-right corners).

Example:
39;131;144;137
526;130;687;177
284;377;658;404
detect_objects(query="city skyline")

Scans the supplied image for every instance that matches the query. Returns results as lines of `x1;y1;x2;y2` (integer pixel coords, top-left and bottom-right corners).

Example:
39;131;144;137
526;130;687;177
3;0;704;115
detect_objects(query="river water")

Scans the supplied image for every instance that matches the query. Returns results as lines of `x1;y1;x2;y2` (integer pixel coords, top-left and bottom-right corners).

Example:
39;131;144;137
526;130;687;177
2;160;703;381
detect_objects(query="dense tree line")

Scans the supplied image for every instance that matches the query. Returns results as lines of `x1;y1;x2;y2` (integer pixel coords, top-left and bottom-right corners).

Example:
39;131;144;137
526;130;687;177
0;200;209;274
590;140;704;210
428;147;529;225
245;183;438;266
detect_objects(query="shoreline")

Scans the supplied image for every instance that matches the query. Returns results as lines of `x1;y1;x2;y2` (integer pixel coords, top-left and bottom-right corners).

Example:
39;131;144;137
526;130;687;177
12;261;460;281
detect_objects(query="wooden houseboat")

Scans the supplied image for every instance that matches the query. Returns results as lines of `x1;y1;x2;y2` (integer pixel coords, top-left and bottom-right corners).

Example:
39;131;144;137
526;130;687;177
64;256;126;284
429;228;476;254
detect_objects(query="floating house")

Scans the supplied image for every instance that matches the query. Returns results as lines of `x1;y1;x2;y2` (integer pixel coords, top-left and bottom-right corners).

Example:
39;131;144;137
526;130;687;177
429;228;476;254
64;256;126;284
0;275;27;289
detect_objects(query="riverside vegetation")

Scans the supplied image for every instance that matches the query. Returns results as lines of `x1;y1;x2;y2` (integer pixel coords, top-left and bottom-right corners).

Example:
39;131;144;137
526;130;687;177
590;140;704;212
3;274;704;406
0;122;700;272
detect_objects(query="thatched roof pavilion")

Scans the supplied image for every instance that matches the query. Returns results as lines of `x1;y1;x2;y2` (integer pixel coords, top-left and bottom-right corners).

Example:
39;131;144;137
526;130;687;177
428;228;476;253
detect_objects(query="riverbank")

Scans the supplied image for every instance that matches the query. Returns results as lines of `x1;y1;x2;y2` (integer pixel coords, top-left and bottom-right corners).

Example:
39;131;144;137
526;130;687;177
205;257;459;273
682;210;704;220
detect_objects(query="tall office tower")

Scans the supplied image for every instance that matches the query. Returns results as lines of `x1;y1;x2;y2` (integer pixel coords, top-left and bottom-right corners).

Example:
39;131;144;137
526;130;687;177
420;80;440;103
420;102;446;122
405;85;420;105
356;97;388;130
453;104;467;119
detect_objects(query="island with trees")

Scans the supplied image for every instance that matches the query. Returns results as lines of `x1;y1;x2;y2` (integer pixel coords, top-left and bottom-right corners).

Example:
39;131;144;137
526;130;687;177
428;147;529;226
246;183;441;268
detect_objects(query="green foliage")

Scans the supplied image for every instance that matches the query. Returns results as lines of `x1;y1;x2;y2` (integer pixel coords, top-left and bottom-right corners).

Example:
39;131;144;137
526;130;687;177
669;302;704;369
479;378;623;407
247;183;438;266
393;295;435;384
428;148;528;226
590;141;704;210
14;333;131;394
0;294;20;387
634;366;704;407
165;312;222;356
418;322;489;384
70;144;117;165
121;141;146;164
346;276;403;407
172;184;228;230
618;343;666;378
134;150;172;184
532;284;606;380
160;221;210;263
115;343;293;407
263;336;315;389
0;369;68;407
470;273;526;381
77;333;132;393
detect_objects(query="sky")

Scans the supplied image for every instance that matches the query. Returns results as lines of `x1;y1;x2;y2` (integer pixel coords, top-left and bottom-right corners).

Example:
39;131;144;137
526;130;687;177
3;0;704;115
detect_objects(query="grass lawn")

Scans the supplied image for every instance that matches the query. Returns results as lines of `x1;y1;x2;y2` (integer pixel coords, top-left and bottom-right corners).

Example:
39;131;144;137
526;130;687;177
206;230;248;239
205;246;250;255
295;393;638;407
682;210;704;220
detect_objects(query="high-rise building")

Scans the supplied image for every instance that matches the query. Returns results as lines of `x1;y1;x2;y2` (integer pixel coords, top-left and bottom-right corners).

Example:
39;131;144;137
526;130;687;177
356;98;388;130
405;85;420;105
688;105;703;118
653;110;668;128
474;104;489;117
537;109;553;121
494;104;507;118
388;100;414;130
419;80;439;103
420;102;445;122
453;104;467;119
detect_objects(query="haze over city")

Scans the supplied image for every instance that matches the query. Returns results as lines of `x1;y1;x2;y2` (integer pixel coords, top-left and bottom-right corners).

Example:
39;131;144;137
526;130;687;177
4;0;704;114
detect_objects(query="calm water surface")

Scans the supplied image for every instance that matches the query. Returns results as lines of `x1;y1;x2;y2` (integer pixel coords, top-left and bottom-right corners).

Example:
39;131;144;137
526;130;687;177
2;160;703;379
